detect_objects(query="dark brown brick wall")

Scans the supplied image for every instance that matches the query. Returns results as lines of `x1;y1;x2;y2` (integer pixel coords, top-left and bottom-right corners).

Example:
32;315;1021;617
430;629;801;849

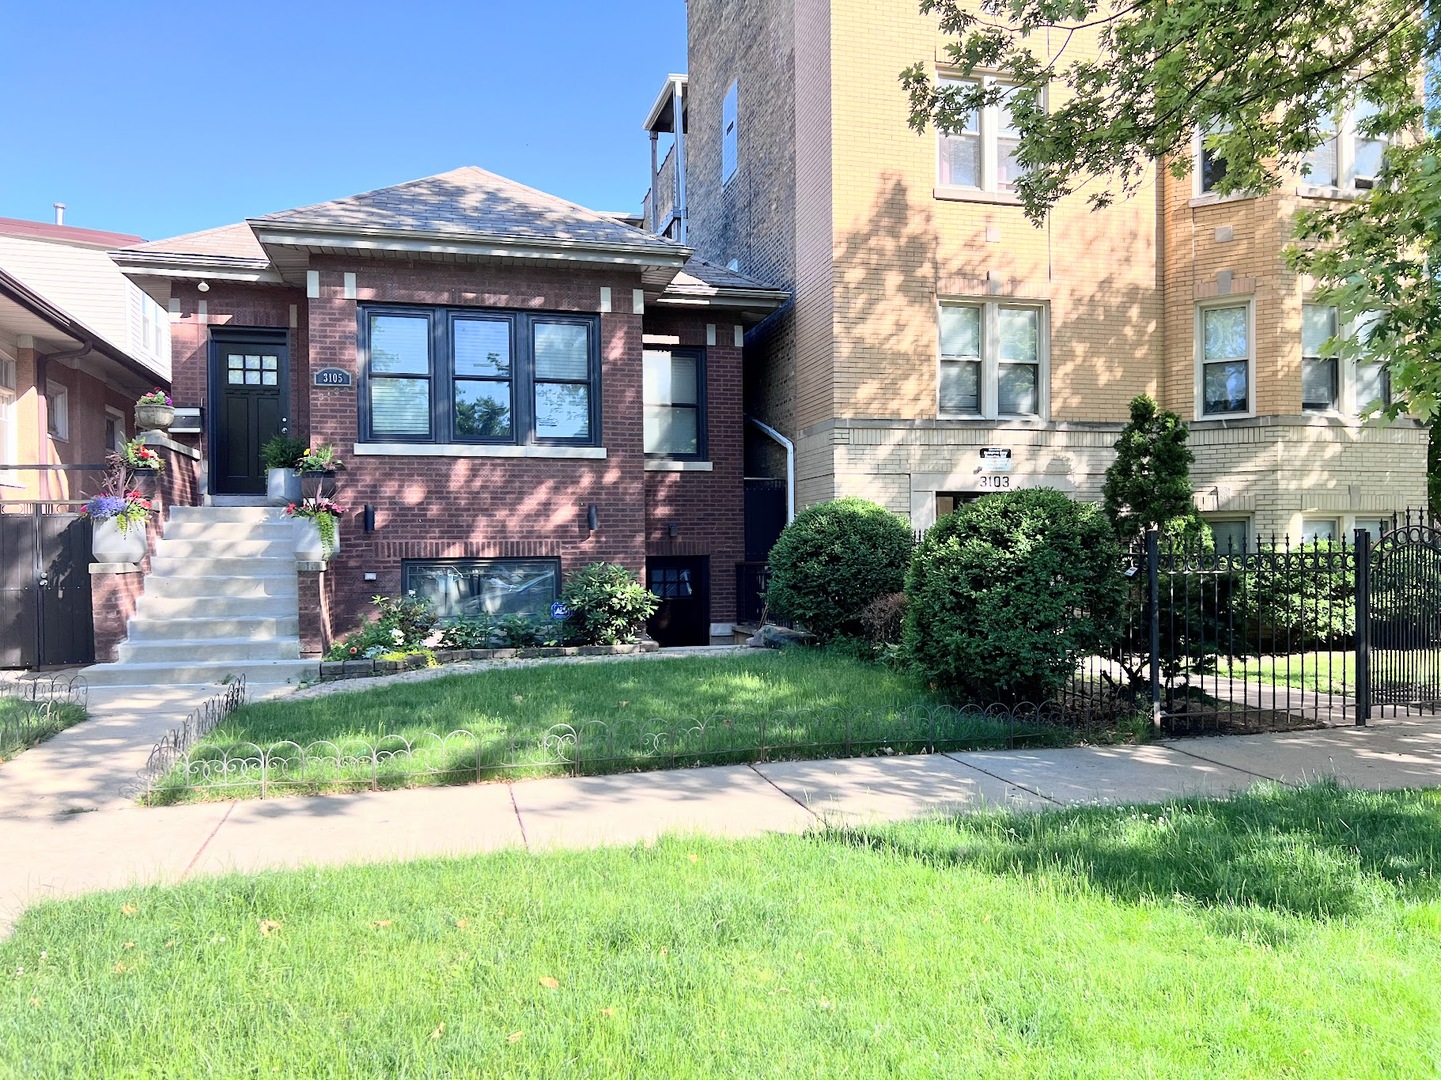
91;569;144;662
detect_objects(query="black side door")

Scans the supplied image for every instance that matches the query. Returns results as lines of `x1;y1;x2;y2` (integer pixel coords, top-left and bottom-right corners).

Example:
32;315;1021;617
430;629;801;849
211;330;289;495
646;556;711;647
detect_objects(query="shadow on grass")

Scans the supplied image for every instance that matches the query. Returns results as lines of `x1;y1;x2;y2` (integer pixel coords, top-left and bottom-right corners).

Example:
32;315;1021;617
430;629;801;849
826;780;1441;922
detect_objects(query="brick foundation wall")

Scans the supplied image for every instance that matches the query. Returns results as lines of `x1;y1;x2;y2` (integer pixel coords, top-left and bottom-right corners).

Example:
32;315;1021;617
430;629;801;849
90;567;145;663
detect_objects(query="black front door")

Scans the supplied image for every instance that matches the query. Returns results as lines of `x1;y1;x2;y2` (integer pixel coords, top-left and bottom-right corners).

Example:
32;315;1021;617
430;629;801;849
646;556;710;647
212;330;288;495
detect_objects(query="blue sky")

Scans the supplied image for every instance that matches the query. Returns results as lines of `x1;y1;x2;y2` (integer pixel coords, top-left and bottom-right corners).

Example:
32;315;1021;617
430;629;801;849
0;0;687;241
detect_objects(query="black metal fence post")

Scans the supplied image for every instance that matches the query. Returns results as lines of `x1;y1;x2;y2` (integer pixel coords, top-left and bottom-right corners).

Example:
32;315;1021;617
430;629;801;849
1147;527;1161;731
1355;527;1371;727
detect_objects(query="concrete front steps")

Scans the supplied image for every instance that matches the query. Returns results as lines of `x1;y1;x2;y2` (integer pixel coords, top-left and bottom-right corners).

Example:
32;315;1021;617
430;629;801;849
83;505;319;688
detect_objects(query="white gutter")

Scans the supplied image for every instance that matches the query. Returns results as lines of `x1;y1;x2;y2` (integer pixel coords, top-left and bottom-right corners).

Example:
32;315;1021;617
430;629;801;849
746;416;795;522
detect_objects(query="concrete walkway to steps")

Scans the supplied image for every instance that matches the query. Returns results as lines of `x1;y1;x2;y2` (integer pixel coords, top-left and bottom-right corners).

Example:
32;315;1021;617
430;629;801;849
3;712;1439;936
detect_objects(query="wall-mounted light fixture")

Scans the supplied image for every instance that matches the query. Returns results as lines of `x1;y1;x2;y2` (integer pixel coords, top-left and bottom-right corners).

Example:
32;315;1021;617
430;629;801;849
668;523;680;538
363;504;377;532
586;504;599;534
197;281;210;293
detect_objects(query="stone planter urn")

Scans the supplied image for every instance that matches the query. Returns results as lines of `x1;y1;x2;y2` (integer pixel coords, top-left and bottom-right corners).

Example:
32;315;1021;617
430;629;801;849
293;516;340;562
92;518;148;564
267;468;303;506
134;403;175;432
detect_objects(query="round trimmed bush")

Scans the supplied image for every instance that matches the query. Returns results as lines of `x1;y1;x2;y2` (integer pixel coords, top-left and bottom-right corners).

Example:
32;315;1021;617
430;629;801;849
765;497;914;642
904;489;1127;704
561;562;659;645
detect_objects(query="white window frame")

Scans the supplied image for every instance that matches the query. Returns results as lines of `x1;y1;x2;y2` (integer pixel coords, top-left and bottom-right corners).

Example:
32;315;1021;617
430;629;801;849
1301;302;1340;414
936;299;1048;421
1300;100;1389;194
1191;126;1233;198
936;75;1033;195
1194;299;1255;420
1299;302;1393;418
721;80;738;187
45;380;69;442
105;406;127;453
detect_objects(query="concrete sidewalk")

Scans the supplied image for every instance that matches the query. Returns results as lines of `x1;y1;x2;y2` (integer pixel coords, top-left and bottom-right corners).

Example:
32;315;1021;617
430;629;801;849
3;714;1438;935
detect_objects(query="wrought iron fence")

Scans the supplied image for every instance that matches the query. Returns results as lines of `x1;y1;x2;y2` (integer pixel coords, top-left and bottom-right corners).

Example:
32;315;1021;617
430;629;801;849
0;674;89;757
136;700;1143;803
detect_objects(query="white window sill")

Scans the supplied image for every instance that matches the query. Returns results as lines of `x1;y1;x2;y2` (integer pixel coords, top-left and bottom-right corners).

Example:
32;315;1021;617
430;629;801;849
1195;411;1256;423
354;443;607;459
1295;184;1365;202
933;186;1023;206
937;414;1046;425
1188;192;1258;209
644;459;713;472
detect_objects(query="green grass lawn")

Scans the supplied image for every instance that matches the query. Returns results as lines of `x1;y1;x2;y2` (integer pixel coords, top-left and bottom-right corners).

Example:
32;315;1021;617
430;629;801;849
5;781;1440;1077
153;651;1134;803
0;697;87;763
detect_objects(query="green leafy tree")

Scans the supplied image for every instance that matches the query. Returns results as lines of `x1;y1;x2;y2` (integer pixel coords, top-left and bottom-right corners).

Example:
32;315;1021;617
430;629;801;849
1103;395;1199;545
903;0;1438;510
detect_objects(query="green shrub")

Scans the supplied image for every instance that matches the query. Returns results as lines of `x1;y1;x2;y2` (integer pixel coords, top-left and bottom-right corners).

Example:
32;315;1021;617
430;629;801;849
1231;540;1354;650
437;615;498;650
1103;395;1201;545
561;563;658;645
765;498;914;643
325;593;439;661
497;614;548;648
904;489;1127;704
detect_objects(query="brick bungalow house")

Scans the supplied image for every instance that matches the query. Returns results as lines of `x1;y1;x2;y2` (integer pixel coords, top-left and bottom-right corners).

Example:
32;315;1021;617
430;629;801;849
91;166;783;680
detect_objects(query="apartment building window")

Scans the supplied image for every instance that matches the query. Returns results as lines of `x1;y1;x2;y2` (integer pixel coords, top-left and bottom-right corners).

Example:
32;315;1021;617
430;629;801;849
1193;125;1230;195
1301;304;1338;411
1352;311;1392;413
937;77;1026;193
643;347;705;458
1197;302;1252;417
360;306;599;445
722;80;738;187
1300;517;1339;544
1305;97;1388;191
938;301;1045;419
45;381;69;441
1207;517;1250;553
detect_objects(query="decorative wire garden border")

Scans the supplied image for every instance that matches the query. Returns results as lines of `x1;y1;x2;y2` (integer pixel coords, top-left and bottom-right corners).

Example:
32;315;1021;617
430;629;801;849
0;674;89;758
127;676;248;801
138;702;1101;803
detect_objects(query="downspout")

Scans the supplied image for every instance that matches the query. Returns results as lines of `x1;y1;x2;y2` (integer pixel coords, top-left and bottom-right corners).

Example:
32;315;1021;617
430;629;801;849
747;415;795;523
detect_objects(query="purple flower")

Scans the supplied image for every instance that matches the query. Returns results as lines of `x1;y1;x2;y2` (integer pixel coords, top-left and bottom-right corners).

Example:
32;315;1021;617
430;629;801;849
83;495;129;520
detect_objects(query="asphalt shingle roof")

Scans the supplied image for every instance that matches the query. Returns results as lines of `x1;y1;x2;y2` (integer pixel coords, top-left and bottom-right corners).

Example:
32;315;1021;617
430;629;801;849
253;166;686;255
124;222;267;261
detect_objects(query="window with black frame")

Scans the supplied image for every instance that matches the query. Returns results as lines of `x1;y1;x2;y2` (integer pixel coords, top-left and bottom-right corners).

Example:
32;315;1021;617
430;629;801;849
643;347;704;457
403;558;561;621
361;306;599;445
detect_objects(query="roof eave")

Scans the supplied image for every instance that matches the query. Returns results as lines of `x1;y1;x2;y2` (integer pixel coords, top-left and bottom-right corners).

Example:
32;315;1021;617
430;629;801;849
656;287;788;311
110;250;284;284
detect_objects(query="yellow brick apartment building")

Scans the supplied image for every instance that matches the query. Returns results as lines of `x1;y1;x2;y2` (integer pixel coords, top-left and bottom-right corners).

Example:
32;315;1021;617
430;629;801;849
643;0;1428;548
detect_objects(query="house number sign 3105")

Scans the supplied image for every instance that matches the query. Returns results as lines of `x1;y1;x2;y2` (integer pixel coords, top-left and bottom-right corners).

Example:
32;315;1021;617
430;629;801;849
313;368;353;388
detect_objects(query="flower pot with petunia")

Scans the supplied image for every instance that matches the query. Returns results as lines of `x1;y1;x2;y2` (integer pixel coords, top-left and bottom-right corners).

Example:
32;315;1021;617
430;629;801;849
133;389;174;433
296;444;344;501
287;497;345;562
84;491;154;563
261;434;306;505
111;437;165;497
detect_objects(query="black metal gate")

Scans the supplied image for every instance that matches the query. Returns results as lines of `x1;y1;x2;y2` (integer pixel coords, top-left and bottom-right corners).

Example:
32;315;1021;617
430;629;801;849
1359;518;1441;720
0;504;95;668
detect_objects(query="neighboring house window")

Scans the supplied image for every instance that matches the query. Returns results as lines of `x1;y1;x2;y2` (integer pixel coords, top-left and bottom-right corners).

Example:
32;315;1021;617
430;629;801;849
1352;311;1392;413
643;347;705;457
1193;124;1232;195
1197;302;1251;416
104;408;127;453
1300;517;1339;544
1301;304;1338;411
938;77;1028;192
1354;516;1393;540
46;381;69;441
402;558;560;621
938;301;1045;419
360;306;599;446
1305;97;1388;191
0;357;14;468
1206;517;1250;553
722;80;739;186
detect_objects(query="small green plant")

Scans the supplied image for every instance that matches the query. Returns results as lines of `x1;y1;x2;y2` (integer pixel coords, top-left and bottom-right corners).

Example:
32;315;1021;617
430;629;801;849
560;562;659;645
297;444;345;472
325;592;438;661
905;489;1126;704
112;438;165;474
765;498;914;644
437;614;498;650
260;434;307;471
285;497;346;558
497;614;546;648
